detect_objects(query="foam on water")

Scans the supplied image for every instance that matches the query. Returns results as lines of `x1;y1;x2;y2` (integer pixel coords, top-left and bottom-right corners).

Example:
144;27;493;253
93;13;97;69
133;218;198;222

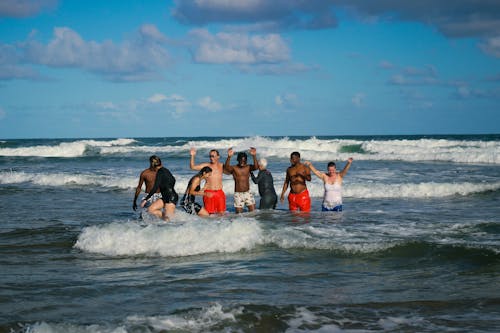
266;218;500;254
2;136;499;163
74;217;264;257
3;169;498;198
0;138;135;157
0;170;136;189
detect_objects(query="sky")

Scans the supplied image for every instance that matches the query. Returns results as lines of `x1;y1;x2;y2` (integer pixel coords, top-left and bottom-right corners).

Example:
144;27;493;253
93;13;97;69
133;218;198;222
0;0;499;139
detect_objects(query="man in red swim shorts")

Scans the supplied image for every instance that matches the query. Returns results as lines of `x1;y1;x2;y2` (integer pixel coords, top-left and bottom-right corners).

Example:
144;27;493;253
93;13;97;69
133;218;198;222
190;147;228;214
280;151;312;212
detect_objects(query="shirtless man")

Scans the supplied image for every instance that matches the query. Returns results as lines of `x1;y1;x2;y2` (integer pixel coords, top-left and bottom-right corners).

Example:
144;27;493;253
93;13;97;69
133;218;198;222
225;147;259;213
133;155;162;211
190;148;227;214
280;151;312;212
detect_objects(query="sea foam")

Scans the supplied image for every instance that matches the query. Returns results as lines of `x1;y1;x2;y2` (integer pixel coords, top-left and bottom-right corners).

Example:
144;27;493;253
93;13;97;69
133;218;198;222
0;138;135;157
74;217;264;257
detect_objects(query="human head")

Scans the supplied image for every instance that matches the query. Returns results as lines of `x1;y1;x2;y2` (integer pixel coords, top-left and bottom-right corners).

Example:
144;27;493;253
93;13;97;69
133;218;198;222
209;149;220;162
327;161;336;175
290;151;301;165
237;152;247;165
149;155;161;168
259;158;267;170
198;166;212;178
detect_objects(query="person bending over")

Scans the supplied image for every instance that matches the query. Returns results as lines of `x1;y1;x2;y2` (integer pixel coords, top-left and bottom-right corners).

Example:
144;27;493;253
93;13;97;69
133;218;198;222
142;163;178;221
181;166;212;217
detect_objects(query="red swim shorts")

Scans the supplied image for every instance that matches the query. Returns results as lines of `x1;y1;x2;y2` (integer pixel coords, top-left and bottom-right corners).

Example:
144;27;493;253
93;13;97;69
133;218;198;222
288;189;311;212
203;189;226;214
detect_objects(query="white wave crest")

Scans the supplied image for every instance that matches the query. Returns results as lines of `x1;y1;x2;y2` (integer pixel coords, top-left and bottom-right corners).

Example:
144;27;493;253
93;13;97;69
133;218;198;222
3;170;498;199
0;138;136;157
74;218;264;257
0;170;136;189
266;225;398;253
23;303;242;333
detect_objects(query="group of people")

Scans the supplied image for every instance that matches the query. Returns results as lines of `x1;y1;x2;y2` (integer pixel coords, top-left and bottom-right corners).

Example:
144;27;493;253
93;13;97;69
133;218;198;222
132;148;353;220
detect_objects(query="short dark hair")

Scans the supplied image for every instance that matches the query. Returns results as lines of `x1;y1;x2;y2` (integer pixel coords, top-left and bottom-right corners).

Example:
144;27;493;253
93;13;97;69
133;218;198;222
291;151;300;158
327;161;336;168
237;152;247;161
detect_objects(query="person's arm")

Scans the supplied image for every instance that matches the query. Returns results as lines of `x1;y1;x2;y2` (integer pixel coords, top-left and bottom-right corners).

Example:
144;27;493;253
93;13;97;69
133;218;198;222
303;163;312;181
339;157;353;178
190;147;204;171
224;148;234;173
188;177;205;196
250;171;259;184
249;147;259;171
304;161;324;181
133;171;145;211
280;170;290;203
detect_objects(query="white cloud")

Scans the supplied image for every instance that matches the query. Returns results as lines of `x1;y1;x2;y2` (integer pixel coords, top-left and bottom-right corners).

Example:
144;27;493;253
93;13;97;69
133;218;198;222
148;94;168;103
189;29;289;64
275;93;298;109
2;24;172;82
198;96;222;112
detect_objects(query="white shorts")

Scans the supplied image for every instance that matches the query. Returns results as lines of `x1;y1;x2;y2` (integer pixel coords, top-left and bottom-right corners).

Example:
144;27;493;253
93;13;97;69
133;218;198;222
234;191;255;208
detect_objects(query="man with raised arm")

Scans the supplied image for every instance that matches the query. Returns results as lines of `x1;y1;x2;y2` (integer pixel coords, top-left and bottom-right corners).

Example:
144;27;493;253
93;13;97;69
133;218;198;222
225;147;259;213
190;148;226;214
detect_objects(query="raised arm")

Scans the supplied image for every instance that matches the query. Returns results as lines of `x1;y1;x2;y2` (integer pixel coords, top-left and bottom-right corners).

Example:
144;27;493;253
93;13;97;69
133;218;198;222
249;147;259;171
190;147;205;171
339;157;353;178
304;161;325;181
224;148;235;173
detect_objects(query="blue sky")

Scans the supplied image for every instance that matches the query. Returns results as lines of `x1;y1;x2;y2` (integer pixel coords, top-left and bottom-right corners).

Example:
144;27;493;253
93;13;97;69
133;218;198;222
1;0;499;139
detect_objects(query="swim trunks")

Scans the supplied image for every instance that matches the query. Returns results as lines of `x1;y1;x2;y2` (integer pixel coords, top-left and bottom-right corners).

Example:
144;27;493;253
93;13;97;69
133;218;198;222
288;189;311;212
234;191;256;208
322;204;342;212
182;202;202;215
141;193;162;208
203;189;226;214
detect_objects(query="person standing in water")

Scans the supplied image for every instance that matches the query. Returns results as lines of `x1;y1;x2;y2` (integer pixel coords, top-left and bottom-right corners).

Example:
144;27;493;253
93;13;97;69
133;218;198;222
181;166;212;217
304;158;353;211
280;151;312;212
132;155;162;212
142;163;178;221
250;158;277;209
225;147;259;213
190;148;227;214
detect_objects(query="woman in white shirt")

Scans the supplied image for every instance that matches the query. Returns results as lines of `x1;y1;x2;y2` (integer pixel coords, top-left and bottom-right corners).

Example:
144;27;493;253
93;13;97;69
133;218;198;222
304;158;353;211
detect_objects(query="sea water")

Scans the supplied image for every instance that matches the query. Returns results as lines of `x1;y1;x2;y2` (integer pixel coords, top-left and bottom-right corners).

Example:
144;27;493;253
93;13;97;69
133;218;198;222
0;135;499;332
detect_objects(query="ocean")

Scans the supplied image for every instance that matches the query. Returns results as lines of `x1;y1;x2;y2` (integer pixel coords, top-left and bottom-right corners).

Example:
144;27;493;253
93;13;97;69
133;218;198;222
0;135;499;332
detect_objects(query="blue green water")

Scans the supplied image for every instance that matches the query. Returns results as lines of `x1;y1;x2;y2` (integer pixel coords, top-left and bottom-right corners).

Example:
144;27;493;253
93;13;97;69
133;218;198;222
1;135;499;332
